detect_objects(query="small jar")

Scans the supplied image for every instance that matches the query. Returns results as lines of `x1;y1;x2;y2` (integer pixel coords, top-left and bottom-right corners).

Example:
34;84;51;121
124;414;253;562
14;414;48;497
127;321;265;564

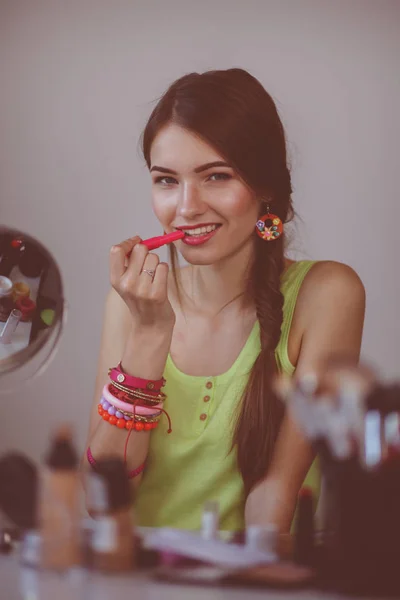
0;276;14;322
11;281;30;303
15;296;36;322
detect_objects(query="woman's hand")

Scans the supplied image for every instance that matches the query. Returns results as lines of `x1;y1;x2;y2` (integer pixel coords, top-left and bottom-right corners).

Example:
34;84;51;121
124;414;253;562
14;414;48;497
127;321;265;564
109;236;175;333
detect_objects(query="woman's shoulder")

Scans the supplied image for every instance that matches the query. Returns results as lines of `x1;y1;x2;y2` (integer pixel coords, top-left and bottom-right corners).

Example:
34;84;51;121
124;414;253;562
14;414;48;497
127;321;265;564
296;259;364;292
289;259;365;327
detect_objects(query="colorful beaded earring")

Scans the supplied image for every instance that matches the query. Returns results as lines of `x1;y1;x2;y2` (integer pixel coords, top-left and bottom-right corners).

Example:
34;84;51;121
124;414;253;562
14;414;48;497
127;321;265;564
255;203;283;241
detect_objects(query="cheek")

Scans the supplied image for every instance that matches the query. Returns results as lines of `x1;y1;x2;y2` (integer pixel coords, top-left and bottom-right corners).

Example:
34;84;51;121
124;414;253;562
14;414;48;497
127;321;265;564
221;187;258;222
151;193;175;226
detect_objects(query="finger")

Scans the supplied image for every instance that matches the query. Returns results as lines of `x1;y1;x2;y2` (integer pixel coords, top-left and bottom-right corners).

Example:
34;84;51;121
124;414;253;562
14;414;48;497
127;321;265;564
124;242;150;279
109;246;128;285
151;262;169;301
109;237;141;284
137;253;160;288
116;236;142;253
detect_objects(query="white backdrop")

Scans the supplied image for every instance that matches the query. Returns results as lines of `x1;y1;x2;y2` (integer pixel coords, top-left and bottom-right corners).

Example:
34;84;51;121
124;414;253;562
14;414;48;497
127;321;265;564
0;0;399;462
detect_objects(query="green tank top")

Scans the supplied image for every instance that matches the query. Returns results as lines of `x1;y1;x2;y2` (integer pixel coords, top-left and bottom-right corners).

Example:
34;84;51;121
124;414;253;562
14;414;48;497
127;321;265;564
135;260;320;530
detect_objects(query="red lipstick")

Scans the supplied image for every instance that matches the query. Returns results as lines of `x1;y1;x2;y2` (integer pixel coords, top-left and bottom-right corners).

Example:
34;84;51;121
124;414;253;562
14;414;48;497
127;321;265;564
126;231;184;258
142;230;185;250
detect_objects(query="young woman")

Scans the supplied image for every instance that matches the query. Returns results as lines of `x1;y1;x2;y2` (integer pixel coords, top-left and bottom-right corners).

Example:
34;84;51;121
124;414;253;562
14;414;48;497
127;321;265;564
84;68;365;533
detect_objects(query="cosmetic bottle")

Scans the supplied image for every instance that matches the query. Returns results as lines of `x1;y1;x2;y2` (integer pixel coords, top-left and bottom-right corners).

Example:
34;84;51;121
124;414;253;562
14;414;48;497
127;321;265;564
87;457;135;573
201;501;219;540
0;239;21;278
38;426;82;571
0;276;14;322
293;487;315;567
18;242;46;278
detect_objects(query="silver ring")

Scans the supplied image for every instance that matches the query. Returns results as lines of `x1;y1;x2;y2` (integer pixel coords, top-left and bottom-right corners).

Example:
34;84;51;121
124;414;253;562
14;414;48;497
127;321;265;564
142;269;155;279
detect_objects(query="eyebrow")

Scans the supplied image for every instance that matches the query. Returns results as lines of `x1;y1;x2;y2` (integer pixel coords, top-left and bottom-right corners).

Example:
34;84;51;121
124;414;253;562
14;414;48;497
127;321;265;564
150;161;231;175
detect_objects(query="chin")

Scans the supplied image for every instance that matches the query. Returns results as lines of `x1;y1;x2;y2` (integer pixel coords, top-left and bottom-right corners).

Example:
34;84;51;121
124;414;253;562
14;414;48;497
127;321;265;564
178;243;244;267
179;251;219;266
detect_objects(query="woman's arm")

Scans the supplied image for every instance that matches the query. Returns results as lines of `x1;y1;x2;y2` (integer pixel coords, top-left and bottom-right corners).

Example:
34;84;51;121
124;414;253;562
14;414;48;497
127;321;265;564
245;261;366;532
82;238;174;497
82;288;172;492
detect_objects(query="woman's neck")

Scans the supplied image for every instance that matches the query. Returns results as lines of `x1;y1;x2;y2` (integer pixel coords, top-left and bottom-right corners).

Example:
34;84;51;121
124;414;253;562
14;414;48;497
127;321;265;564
185;241;255;317
179;246;293;319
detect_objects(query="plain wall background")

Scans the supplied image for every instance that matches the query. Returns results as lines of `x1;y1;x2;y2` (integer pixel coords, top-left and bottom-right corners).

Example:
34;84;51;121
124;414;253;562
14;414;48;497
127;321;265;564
0;0;399;462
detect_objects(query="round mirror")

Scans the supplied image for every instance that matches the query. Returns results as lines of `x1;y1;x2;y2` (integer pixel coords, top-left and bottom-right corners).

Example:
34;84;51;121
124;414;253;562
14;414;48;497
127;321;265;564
0;226;65;393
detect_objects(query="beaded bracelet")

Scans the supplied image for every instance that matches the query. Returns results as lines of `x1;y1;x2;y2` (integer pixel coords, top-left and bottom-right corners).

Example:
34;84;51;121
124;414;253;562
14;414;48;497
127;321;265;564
98;404;159;430
100;398;160;423
103;384;163;416
105;405;160;423
86;446;145;479
109;363;166;391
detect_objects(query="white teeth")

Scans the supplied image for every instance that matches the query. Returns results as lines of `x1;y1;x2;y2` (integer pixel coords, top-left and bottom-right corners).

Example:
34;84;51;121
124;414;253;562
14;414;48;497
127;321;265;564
182;224;218;236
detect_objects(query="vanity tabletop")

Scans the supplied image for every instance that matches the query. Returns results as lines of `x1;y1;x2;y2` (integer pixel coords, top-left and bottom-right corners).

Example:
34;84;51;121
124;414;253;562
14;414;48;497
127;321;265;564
0;552;375;600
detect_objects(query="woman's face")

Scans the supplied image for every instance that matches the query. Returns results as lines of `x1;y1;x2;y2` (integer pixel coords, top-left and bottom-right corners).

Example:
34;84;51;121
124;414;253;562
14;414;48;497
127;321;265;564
149;123;259;266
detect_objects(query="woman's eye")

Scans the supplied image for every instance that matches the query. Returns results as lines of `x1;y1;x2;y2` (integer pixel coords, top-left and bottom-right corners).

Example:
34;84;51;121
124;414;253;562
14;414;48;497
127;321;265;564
154;173;231;185
154;176;177;185
208;173;232;182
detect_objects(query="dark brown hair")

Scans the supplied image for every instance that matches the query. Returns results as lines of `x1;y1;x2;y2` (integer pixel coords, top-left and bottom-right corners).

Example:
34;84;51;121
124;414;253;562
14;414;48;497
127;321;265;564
141;68;294;494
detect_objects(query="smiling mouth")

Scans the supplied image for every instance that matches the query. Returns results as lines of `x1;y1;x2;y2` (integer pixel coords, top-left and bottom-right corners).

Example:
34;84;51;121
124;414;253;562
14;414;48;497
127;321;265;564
176;224;221;237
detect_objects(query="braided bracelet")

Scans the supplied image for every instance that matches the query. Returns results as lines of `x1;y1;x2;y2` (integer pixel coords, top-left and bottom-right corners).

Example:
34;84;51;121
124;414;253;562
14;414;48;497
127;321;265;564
86;446;145;479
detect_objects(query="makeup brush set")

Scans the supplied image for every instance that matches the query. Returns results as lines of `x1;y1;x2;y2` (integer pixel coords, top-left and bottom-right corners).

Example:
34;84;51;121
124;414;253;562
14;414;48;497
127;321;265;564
276;361;400;597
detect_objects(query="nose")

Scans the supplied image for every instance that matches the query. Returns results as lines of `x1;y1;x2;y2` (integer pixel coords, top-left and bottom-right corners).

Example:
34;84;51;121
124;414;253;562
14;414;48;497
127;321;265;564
176;182;207;221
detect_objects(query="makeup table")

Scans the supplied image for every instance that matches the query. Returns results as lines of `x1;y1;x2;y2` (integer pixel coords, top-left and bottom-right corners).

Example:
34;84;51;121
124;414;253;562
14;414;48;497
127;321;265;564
0;553;376;600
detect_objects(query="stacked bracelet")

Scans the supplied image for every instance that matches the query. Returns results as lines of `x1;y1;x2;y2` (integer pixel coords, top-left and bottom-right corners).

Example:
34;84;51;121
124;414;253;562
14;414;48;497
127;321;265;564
91;366;169;475
99;364;172;434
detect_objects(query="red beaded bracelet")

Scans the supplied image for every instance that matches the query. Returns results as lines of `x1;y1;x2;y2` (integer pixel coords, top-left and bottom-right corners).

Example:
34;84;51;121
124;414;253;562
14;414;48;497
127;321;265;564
86;446;145;479
98;403;159;431
109;363;166;391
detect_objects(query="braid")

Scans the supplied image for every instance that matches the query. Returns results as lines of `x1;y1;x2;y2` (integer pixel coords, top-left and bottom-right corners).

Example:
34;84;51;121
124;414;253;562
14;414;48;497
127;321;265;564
234;232;286;495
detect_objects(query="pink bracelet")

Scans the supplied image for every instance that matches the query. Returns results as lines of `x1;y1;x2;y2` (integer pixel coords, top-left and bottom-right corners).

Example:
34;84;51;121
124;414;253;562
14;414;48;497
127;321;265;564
86;446;145;479
109;363;166;391
102;384;163;416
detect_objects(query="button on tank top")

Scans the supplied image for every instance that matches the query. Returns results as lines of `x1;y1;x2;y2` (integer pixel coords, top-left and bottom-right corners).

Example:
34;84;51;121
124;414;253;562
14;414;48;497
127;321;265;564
135;260;320;530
